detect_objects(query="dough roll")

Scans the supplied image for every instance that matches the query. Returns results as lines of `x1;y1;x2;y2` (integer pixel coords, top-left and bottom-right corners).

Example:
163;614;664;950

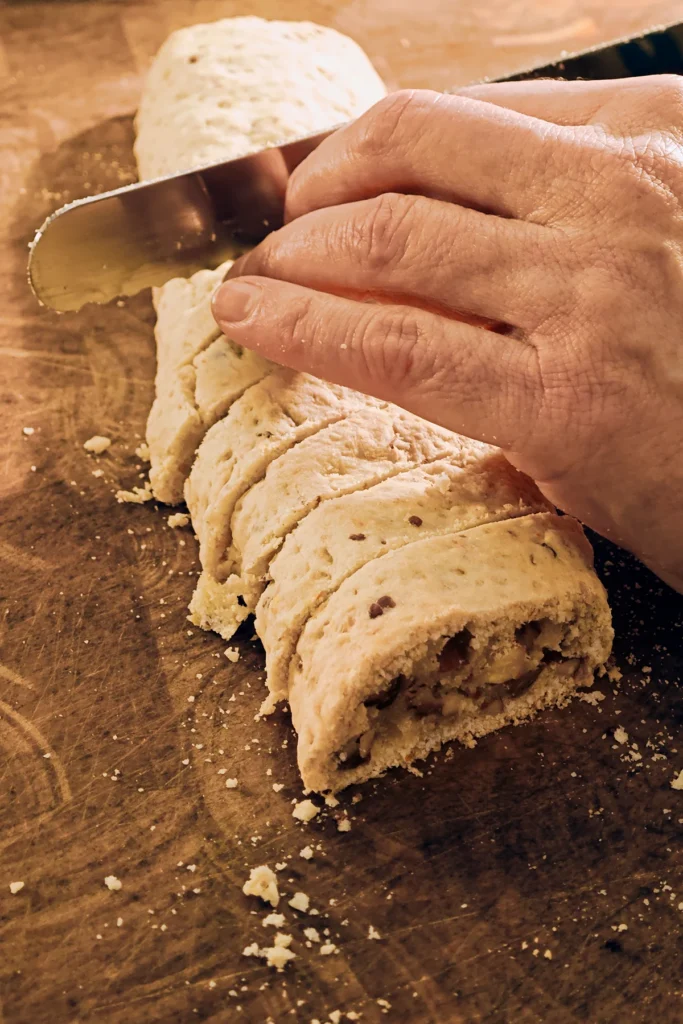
136;19;613;793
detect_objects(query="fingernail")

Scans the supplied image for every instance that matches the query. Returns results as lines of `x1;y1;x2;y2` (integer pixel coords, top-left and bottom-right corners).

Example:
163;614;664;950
212;281;261;323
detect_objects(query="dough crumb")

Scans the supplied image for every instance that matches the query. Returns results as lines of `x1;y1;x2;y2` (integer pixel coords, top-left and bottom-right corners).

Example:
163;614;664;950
104;875;122;891
320;942;338;955
304;927;320;942
543;949;553;960
377;998;392;1011
614;726;628;745
272;783;284;793
84;435;111;454
337;817;352;833
91;469;104;478
225;778;238;789
288;891;310;913
324;794;340;808
135;442;151;462
224;646;240;663
168;512;190;529
263;912;286;928
22;426;35;436
243;865;279;907
116;483;153;504
368;925;381;940
9;881;24;894
299;846;313;860
265;942;296;971
671;770;683;791
329;1013;342;1024
577;690;605;706
292;799;320;823
243;935;296;970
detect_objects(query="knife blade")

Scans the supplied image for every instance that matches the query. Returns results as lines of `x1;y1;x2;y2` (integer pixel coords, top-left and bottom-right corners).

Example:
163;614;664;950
27;126;336;313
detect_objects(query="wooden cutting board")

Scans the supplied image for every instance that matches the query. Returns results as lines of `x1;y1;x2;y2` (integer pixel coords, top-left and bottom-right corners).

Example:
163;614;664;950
2;3;683;1023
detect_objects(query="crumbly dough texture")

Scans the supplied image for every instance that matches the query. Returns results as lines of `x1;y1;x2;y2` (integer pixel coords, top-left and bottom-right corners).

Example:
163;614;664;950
137;18;614;793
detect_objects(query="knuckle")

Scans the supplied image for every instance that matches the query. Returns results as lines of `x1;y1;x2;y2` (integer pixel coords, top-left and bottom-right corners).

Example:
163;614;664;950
352;307;426;389
355;89;429;159
356;192;417;272
647;73;683;118
279;293;315;345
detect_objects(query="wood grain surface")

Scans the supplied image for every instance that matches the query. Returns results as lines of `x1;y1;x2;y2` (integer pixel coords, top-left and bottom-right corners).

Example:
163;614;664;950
2;2;683;1023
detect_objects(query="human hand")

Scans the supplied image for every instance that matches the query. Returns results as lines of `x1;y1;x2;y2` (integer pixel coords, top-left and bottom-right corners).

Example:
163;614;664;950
212;79;683;592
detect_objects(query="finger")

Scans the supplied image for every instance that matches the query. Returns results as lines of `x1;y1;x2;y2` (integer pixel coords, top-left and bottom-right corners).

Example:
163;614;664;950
285;88;567;224
226;191;557;332
211;275;540;450
457;76;680;131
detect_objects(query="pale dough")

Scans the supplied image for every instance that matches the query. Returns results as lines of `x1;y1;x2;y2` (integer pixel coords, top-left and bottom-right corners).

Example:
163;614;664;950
136;19;613;793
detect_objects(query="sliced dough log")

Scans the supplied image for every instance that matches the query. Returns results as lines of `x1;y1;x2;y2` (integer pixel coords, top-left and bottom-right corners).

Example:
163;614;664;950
289;513;613;793
226;406;462;610
136;17;387;502
257;453;552;704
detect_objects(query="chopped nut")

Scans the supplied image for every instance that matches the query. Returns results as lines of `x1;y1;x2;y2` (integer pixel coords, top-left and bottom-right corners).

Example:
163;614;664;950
349;533;366;541
408;515;423;526
369;603;383;619
377;595;395;609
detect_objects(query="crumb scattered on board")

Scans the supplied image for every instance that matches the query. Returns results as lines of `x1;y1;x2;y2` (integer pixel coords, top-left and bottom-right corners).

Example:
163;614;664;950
135;442;151;461
243;865;279;907
9;881;24;894
116;482;153;504
168;512;190;528
84;435;111;454
224;646;240;662
104;875;122;891
292;799;320;823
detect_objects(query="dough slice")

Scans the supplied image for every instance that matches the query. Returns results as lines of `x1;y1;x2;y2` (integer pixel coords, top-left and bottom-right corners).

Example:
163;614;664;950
136;16;386;502
146;262;271;502
226;406;462;609
257;453;551;703
187;371;380;576
288;513;613;793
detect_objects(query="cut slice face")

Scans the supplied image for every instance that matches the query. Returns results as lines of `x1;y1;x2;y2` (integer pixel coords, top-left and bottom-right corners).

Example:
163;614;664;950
257;453;551;703
287;513;613;793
